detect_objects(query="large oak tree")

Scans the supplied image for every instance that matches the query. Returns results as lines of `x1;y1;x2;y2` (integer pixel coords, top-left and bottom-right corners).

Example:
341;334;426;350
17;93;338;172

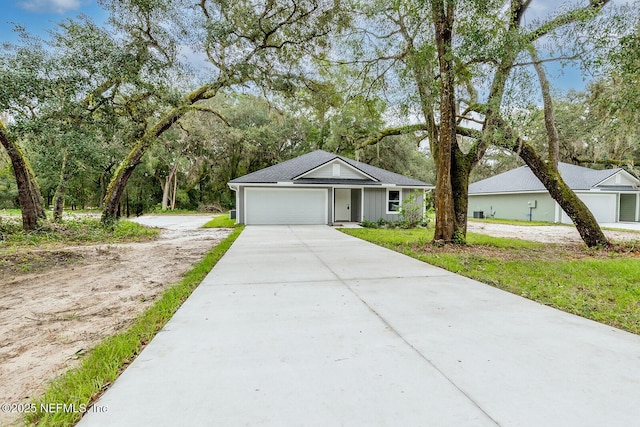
349;0;633;246
99;0;347;224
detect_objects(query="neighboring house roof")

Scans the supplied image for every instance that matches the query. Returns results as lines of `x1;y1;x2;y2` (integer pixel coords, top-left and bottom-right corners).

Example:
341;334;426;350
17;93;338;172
229;150;432;187
469;162;634;194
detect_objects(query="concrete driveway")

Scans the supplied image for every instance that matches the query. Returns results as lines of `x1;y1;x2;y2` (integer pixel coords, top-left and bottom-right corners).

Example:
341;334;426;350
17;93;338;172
79;225;640;427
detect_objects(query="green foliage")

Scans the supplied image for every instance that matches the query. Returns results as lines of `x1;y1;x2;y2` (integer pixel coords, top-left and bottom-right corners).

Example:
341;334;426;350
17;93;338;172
360;215;430;230
0;162;18;208
24;226;244;426
399;196;424;228
341;228;640;335
2;0;631;241
452;229;467;245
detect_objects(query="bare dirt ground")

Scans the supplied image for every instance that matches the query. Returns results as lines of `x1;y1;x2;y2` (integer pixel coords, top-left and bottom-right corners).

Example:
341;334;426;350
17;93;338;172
0;215;231;426
467;221;640;244
1;218;637;425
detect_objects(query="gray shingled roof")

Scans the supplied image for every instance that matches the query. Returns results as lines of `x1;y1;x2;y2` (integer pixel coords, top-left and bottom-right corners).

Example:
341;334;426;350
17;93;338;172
469;162;622;194
229;150;432;187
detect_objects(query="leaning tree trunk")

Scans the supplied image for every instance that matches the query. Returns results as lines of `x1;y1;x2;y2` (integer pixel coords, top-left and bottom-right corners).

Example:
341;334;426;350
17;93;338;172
519;143;609;247
0;125;46;230
523;46;608;247
101;83;225;226
101;138;149;225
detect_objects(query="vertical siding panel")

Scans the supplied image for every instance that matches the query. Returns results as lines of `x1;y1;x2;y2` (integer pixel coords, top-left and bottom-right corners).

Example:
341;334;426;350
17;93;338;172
364;188;401;222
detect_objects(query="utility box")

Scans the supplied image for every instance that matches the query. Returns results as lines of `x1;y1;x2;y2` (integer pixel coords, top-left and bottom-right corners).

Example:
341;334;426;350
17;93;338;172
527;200;537;208
229;209;236;219
473;211;485;219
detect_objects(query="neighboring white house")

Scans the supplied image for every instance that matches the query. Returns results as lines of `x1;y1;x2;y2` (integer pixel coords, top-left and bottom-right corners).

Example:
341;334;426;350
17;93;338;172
227;150;433;225
468;163;640;224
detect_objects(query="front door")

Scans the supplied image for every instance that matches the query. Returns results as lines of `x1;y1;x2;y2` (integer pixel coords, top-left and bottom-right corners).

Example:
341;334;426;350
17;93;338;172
335;189;351;221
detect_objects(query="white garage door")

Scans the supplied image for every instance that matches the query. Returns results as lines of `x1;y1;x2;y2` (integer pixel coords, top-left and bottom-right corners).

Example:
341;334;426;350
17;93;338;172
560;193;616;224
245;188;328;225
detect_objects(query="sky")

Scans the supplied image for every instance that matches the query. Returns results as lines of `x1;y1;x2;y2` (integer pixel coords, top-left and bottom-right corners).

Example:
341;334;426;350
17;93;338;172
1;0;107;43
0;0;635;93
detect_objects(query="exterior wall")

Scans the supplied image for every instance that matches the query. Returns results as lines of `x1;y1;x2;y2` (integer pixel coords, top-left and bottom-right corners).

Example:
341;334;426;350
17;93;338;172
470;191;640;224
327;188;333;223
468;193;556;222
237;186;245;224
402;189;425;214
236;185;426;225
362;188;424;222
363;188;400;222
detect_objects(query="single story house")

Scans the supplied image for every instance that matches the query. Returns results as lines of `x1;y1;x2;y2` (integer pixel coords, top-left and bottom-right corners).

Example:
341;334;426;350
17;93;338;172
228;150;433;225
468;162;640;224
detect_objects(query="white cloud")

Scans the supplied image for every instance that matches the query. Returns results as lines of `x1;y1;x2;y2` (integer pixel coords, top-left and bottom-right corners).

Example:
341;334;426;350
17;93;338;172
18;0;83;14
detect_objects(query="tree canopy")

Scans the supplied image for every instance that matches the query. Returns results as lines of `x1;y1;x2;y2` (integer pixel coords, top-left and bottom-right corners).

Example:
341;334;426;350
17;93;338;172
0;0;638;246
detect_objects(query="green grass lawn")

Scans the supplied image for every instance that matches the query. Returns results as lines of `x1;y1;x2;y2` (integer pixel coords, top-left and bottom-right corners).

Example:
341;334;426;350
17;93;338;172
341;228;640;335
0;217;162;280
0;216;159;249
202;214;236;228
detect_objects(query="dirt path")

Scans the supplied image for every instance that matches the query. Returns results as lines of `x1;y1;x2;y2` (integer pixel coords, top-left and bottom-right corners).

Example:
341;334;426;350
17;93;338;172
0;215;231;426
467;221;640;244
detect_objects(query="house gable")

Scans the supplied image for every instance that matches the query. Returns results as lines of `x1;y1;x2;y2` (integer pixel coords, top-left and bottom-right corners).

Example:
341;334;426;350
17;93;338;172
470;163;640;194
596;170;639;188
294;158;377;182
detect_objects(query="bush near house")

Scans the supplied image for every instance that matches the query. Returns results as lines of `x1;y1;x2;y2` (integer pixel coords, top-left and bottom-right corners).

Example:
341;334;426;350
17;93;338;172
361;204;434;229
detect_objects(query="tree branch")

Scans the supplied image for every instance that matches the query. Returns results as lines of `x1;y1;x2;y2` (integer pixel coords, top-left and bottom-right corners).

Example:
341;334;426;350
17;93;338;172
512;54;581;68
189;105;230;126
526;0;611;43
529;45;560;166
356;124;429;150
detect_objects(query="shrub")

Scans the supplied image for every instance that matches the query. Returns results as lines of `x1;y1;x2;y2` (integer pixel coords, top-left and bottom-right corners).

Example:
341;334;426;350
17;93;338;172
399;196;424;228
361;220;379;228
376;217;388;228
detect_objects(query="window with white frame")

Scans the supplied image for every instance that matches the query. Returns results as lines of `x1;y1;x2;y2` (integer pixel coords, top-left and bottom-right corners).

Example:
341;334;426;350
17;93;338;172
387;189;401;213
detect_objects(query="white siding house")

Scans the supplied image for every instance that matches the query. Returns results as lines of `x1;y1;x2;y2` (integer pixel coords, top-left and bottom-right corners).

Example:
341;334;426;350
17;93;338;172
468;163;640;224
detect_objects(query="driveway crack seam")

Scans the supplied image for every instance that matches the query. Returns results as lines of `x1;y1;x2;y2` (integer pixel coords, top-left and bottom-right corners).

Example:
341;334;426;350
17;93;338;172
289;226;501;426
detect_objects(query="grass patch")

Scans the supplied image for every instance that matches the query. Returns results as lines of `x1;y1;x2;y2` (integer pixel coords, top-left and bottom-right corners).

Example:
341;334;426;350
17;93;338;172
341;228;640;335
0;217;160;276
202;214;236;228
0;217;159;250
24;226;244;426
0;208;22;216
